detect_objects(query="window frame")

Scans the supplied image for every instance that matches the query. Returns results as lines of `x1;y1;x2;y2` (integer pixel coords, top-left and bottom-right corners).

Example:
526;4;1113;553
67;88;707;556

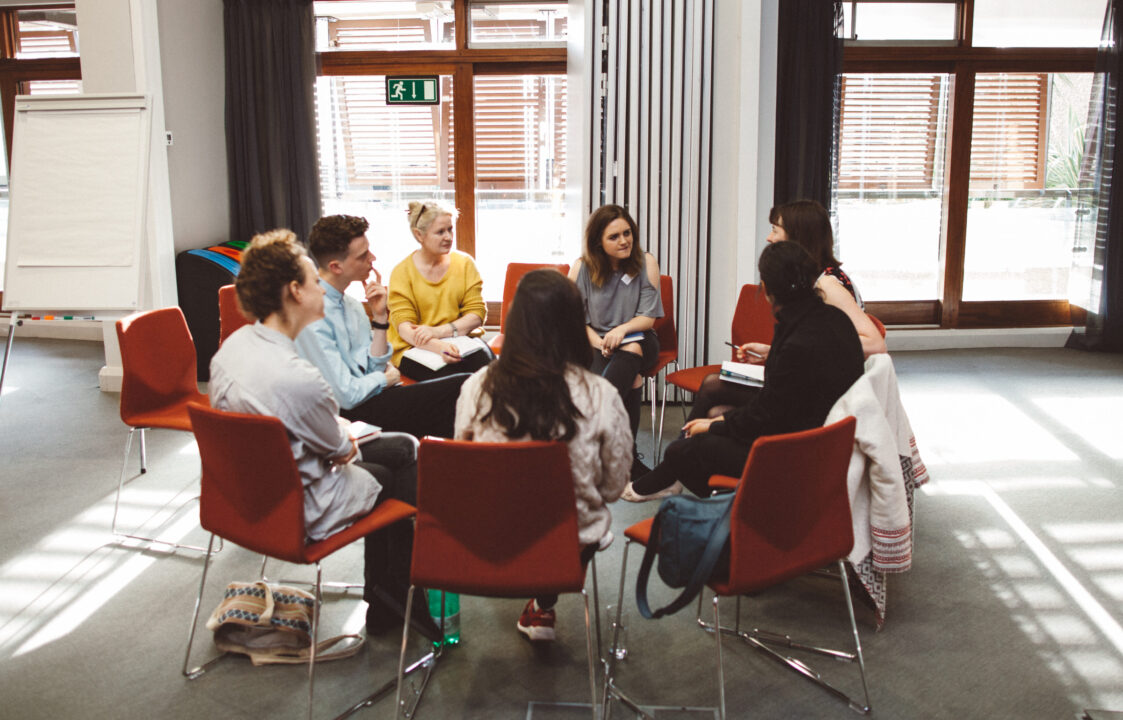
316;1;566;319
841;0;1096;328
0;4;80;309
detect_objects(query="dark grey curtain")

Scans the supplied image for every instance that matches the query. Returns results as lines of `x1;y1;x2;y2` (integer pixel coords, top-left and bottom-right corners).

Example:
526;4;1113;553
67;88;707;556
1070;0;1123;352
773;0;843;210
224;0;321;244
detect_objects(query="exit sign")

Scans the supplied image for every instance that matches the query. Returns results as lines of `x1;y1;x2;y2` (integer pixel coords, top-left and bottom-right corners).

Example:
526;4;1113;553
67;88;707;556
385;76;440;105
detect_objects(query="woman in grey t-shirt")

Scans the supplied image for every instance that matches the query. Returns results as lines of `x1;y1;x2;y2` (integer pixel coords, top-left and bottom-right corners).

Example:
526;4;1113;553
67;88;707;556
568;204;663;477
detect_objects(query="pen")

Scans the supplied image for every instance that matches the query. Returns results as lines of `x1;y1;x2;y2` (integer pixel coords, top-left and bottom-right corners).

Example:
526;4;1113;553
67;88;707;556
725;341;763;359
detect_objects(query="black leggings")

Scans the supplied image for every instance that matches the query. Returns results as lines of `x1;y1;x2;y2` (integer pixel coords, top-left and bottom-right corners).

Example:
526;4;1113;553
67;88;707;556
342;373;469;439
688;371;760;421
631;432;751;498
358;457;418;621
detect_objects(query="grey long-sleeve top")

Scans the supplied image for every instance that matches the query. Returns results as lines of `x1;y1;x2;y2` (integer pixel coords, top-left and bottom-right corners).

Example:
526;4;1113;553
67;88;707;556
209;323;381;541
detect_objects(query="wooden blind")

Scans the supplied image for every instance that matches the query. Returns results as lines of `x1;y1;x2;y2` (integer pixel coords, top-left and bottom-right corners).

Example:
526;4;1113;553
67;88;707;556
326;76;452;189
839;74;945;191
474;75;567;189
15;25;77;57
325;18;436;48
969;73;1048;190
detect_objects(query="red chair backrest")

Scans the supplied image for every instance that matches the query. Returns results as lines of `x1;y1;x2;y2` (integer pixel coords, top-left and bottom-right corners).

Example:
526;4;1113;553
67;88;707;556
498;263;570;332
730;283;774;351
218;284;252;344
412;438;585;597
652;275;678;357
117;307;200;424
725;416;857;594
188;404;309;563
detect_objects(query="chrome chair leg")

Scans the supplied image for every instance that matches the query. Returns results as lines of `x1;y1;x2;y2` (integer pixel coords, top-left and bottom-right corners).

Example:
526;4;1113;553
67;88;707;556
307;563;323;720
395;585;440;720
731;561;872;714
714;594;726;720
112;426;211;553
182;534;225;678
581;588;598;720
589;555;603;665
602;540;654;720
138;427;148;473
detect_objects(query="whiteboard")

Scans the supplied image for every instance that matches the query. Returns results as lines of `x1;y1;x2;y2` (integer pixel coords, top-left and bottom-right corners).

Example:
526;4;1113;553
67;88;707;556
2;94;151;312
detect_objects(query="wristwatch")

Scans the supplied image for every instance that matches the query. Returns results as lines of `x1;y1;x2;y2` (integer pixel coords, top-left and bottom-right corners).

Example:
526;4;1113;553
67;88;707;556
370;318;389;330
449;323;458;338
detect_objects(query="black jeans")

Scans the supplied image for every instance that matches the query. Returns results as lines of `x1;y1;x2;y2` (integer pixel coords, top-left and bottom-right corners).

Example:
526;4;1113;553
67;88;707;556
342;373;469;439
633;432;751;498
358;457;419;628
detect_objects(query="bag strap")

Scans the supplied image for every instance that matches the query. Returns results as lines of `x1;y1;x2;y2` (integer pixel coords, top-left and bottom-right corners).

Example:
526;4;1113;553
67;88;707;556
239;633;366;666
635;496;734;620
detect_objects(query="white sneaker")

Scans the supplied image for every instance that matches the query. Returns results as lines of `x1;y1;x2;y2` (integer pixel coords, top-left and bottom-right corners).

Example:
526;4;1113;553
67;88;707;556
620;481;683;503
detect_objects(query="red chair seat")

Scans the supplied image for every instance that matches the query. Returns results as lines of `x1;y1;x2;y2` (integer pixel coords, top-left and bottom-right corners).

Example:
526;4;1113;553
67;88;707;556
624;517;654;545
122;393;209;431
666;364;721;393
303;498;416;563
707;474;738;491
488;334;504;355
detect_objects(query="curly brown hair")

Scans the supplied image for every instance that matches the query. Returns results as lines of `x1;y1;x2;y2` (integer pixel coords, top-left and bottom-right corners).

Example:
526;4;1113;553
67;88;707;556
235;229;309;321
308;214;370;265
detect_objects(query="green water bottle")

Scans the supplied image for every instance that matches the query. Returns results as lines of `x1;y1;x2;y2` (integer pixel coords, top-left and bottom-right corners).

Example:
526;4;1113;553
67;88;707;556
428;590;460;645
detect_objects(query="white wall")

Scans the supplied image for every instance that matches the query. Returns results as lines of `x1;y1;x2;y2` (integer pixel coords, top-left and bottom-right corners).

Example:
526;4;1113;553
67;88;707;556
156;0;229;252
707;0;776;361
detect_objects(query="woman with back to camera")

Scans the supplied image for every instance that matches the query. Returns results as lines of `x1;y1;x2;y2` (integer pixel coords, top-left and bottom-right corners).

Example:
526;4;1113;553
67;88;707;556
455;269;632;642
209;229;440;641
388;200;493;381
626;240;865;500
568;205;663;478
670;199;886;443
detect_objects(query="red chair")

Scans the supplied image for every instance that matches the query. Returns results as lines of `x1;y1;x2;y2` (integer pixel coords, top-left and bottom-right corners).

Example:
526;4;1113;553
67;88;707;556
487;262;570;355
183;404;423;719
664;283;773;422
217;284;252;345
113;307;210;551
647;275;679;460
606;417;870;719
396;438;600;719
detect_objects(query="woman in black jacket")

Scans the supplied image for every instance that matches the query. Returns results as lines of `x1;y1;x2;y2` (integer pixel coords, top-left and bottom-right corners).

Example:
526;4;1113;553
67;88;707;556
627;240;865;498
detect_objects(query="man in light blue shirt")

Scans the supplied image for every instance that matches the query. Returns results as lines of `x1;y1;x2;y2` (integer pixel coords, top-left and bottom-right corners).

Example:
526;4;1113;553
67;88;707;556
295;215;465;439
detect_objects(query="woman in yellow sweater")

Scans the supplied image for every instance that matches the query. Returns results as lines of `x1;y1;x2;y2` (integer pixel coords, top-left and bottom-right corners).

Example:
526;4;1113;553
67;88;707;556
388;201;493;380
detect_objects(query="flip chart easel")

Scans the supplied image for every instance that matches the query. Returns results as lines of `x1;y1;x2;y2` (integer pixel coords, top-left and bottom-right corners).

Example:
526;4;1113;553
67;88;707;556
0;93;152;403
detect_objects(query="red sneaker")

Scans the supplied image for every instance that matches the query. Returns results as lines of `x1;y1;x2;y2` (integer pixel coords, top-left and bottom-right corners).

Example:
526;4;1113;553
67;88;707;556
516;599;556;642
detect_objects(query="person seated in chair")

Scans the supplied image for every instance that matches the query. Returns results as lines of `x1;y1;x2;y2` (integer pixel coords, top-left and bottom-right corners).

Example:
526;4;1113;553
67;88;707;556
387;201;494;382
454;269;632;641
626;240;865;500
210;229;440;641
294;214;467;439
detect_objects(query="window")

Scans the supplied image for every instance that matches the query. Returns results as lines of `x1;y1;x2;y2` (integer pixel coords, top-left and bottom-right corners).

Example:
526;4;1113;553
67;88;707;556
314;0;569;308
838;0;1098;327
0;5;81;296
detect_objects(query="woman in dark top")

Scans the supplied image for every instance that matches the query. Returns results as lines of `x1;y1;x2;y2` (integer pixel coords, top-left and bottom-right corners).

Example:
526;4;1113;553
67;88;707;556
683;199;885;428
627;240;865;499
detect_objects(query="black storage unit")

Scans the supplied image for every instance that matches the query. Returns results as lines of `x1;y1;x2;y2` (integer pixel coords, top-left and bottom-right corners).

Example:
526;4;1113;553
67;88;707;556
175;243;244;381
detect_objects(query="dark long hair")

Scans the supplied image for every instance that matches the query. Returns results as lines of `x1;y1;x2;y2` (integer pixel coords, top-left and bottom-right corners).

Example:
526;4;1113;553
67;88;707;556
768;199;842;270
478;269;591;441
758;240;822;306
582;204;643;286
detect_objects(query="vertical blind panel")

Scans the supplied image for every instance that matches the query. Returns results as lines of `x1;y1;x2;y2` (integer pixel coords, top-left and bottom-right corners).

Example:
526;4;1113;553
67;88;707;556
586;0;715;369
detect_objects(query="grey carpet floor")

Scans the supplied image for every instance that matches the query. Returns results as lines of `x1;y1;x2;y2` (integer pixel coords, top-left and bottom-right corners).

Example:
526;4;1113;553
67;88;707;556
1;339;1121;719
